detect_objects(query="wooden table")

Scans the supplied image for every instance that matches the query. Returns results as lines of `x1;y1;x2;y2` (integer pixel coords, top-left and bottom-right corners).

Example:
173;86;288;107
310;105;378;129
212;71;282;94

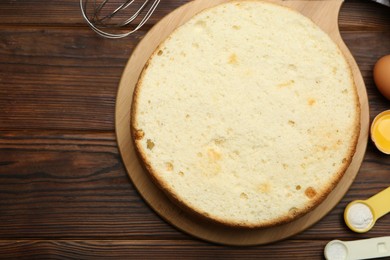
0;0;389;258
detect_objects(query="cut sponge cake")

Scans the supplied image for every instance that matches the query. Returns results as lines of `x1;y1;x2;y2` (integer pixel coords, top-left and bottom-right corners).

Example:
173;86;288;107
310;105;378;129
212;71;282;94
132;0;360;228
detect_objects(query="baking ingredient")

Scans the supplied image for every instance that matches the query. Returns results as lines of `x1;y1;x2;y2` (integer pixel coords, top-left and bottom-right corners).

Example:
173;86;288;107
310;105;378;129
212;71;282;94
325;241;348;260
346;202;373;231
132;0;360;228
374;55;390;100
344;187;390;233
371;110;390;154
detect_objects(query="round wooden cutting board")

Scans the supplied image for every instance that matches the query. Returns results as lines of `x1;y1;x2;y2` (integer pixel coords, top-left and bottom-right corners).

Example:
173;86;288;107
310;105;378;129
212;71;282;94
115;0;369;246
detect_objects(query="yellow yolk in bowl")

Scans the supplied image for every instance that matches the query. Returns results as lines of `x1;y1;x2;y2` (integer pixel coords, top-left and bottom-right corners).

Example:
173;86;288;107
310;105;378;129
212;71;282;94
371;111;390;154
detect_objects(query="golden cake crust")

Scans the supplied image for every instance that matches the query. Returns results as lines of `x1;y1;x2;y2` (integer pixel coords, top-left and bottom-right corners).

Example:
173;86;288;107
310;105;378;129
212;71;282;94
131;0;360;228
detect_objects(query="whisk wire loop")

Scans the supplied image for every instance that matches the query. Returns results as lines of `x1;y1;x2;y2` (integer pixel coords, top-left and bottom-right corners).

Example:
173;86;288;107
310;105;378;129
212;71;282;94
80;0;160;39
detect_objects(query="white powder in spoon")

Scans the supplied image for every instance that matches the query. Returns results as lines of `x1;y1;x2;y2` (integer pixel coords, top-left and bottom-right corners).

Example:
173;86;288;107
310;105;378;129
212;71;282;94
325;241;348;260
347;203;374;230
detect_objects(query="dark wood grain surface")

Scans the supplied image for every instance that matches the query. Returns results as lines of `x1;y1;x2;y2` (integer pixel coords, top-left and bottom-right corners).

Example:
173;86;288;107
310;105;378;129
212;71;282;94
0;0;389;258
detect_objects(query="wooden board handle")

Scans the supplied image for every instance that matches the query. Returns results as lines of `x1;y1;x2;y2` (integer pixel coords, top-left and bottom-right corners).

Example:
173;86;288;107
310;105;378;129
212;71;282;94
277;0;344;39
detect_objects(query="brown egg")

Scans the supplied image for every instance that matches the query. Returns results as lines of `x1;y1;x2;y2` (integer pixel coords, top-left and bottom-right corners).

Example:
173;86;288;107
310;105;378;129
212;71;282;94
374;55;390;100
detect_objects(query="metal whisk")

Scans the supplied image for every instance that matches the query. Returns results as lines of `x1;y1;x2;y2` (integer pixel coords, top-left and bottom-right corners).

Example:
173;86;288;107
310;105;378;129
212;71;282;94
80;0;160;39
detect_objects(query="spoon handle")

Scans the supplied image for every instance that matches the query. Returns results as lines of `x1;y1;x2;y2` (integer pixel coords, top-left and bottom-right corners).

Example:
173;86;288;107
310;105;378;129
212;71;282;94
365;186;390;219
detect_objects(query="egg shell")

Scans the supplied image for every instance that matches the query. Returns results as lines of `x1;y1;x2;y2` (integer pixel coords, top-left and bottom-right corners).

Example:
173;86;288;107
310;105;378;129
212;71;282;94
374;55;390;100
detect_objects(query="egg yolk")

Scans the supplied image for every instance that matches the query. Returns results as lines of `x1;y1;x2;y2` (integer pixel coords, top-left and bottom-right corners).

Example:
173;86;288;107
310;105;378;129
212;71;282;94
371;112;390;154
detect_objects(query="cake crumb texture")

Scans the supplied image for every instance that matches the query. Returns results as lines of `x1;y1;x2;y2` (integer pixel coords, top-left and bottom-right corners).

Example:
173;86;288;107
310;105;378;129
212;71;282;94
132;0;360;227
